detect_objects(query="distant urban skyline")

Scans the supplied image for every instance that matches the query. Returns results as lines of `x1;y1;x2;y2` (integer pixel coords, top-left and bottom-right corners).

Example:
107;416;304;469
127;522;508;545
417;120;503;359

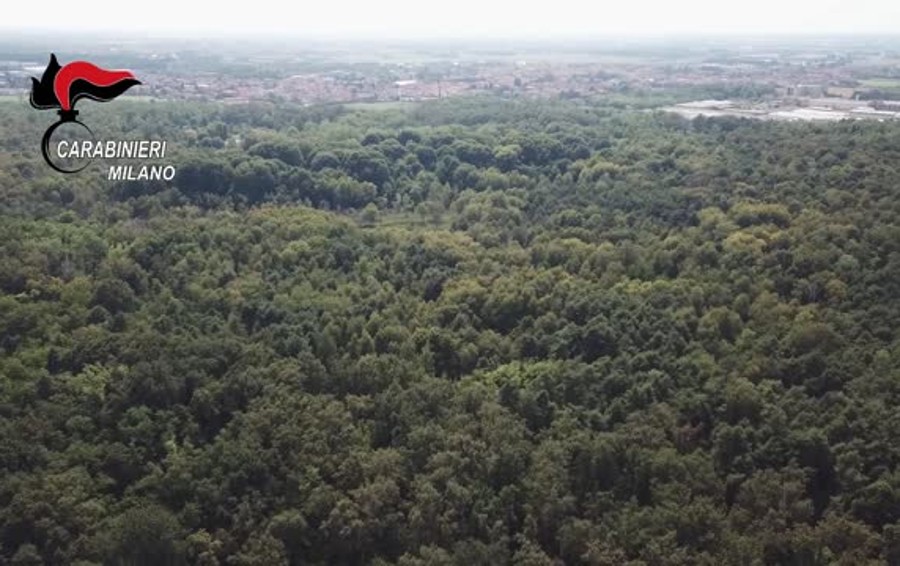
2;0;900;38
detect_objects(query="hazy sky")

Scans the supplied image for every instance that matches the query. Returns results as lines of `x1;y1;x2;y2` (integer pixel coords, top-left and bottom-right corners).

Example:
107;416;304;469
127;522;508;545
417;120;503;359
3;0;900;38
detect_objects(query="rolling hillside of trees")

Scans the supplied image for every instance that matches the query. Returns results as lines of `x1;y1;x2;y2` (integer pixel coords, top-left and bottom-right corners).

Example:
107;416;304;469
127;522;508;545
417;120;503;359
1;95;900;565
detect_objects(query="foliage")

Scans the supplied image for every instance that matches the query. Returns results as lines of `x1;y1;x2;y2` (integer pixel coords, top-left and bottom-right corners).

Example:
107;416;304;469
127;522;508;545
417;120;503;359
1;95;899;564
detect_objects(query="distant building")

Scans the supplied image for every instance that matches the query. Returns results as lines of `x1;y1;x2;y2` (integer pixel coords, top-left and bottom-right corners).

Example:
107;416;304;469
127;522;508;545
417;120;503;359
826;86;857;99
795;84;824;97
771;108;848;122
850;107;900;120
394;79;417;100
873;100;900;110
677;100;734;110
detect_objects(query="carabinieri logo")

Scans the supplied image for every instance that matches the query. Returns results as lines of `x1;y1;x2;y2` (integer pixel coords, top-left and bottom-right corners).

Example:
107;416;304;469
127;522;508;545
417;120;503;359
30;53;141;173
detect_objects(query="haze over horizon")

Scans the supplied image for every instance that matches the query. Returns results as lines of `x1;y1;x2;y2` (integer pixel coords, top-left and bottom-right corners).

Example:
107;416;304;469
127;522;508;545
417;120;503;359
2;0;900;39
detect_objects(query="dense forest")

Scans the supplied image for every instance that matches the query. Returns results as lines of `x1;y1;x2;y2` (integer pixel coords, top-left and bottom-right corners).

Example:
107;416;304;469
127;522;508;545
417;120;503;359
1;93;900;565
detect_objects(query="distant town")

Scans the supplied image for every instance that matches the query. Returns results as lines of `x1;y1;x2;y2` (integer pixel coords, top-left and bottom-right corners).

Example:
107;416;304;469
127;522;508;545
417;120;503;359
2;36;900;121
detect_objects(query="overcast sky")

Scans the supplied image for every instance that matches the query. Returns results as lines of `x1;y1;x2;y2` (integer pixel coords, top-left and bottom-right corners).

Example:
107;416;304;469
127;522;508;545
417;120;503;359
2;0;899;38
